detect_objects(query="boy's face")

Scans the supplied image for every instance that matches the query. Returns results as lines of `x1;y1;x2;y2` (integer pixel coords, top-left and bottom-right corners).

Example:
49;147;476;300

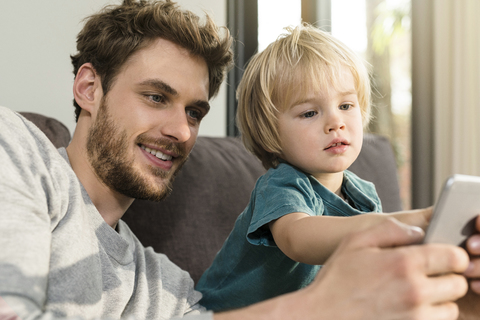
277;68;363;183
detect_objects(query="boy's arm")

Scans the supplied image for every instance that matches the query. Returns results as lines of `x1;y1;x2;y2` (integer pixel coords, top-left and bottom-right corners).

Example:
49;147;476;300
214;219;468;320
269;207;432;265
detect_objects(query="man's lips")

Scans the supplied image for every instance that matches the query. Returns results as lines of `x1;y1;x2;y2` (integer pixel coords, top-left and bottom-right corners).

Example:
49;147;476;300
140;144;174;161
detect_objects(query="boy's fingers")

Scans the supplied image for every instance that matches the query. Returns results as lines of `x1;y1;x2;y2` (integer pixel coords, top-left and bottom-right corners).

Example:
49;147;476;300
341;218;424;250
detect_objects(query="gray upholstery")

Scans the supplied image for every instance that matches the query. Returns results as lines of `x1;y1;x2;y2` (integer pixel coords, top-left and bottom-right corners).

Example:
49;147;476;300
21;112;71;148
22;112;402;284
349;134;403;212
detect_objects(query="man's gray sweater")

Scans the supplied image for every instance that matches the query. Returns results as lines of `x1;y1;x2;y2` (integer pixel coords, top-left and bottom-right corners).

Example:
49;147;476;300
0;106;212;320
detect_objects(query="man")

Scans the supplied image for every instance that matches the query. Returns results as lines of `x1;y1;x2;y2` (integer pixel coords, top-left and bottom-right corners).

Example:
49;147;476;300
0;0;479;319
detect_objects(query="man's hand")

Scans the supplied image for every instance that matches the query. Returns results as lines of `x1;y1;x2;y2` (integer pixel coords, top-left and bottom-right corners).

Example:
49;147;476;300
457;215;480;319
215;218;469;320
300;218;469;320
463;216;480;292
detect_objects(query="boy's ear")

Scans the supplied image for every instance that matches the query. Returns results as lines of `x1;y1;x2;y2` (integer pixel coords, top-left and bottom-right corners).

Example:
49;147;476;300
73;63;102;114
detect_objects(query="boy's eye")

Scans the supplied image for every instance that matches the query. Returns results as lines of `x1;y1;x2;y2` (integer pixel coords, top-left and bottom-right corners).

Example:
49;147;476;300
302;111;317;118
339;104;352;111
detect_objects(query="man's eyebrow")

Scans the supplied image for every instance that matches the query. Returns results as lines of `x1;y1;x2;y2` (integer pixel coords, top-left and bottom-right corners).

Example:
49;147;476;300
192;100;211;114
138;79;178;96
139;78;210;113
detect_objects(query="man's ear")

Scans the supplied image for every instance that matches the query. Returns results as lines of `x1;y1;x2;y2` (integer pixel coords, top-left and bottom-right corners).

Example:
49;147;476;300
73;63;102;115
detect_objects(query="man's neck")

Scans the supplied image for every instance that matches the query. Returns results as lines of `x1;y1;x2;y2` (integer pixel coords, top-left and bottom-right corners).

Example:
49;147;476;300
66;133;133;229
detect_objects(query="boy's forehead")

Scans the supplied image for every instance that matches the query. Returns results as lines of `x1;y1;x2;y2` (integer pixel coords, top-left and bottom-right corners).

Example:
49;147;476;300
279;68;357;108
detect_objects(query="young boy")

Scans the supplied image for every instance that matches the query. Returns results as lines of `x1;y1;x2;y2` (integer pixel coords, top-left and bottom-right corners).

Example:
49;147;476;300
196;24;430;312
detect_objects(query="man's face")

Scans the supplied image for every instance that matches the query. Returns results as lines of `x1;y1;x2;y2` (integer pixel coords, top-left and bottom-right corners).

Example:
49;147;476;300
86;38;210;201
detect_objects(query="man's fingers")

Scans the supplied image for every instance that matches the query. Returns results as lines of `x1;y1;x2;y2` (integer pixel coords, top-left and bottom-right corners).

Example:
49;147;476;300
416;302;460;320
463;259;480;278
414;244;470;276
342;218;424;250
466;234;480;256
422;274;468;304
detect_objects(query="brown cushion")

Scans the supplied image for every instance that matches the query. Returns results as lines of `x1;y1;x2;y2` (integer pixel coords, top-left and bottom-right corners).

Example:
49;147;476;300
122;137;266;283
123;134;402;283
349;134;402;212
21;110;402;283
20;112;71;148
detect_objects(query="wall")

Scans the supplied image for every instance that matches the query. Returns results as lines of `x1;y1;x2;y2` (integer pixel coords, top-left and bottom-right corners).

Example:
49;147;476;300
0;0;227;137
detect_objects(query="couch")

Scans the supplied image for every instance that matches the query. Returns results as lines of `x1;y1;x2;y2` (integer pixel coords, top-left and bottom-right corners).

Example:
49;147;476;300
18;112;480;319
21;111;402;284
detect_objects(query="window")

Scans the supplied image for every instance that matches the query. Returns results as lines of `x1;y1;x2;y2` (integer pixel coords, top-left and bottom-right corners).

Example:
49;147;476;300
229;0;412;208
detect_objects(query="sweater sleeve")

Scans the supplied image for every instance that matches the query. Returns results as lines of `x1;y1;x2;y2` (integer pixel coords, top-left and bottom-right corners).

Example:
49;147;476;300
0;108;58;319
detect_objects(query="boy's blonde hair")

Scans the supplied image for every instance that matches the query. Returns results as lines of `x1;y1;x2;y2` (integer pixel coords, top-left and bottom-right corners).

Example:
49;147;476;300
236;23;371;170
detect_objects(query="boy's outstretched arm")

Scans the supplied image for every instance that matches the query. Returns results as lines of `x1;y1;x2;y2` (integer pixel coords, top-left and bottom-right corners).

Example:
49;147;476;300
269;207;433;265
214;219;468;320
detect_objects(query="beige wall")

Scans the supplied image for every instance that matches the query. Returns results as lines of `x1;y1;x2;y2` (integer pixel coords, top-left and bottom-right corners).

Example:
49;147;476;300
0;0;227;137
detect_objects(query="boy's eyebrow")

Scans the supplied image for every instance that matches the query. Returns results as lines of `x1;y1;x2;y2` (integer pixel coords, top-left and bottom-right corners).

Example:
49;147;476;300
337;90;358;96
288;89;358;109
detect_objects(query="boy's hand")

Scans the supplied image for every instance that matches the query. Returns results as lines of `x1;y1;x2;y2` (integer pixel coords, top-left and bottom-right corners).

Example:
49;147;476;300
390;206;433;231
215;218;469;320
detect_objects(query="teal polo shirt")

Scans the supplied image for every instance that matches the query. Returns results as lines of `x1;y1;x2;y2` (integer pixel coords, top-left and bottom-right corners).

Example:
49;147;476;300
196;163;382;312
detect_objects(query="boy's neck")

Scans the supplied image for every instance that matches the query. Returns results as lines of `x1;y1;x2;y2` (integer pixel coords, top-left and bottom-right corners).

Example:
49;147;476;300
314;171;345;197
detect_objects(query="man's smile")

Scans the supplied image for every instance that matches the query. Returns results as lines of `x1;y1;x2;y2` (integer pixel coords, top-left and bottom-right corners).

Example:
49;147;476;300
140;144;173;161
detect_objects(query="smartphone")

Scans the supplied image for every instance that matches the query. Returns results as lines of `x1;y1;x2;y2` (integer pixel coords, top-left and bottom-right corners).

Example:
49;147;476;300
423;174;480;246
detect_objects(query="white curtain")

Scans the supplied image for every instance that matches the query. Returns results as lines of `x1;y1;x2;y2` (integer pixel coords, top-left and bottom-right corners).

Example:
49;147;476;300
433;0;480;196
412;0;480;207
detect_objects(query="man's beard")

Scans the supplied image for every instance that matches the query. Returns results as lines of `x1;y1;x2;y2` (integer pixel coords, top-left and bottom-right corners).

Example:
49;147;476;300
86;99;188;202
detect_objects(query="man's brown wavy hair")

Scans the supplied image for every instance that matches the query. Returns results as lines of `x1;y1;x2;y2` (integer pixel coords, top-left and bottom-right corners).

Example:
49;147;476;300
71;0;233;121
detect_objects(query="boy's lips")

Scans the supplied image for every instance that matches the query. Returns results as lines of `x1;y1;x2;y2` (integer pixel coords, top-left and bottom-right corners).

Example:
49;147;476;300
324;139;349;150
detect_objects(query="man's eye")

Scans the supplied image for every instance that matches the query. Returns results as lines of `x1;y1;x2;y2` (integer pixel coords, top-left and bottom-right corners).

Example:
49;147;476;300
302;111;317;118
339;104;352;111
149;94;165;103
187;109;202;120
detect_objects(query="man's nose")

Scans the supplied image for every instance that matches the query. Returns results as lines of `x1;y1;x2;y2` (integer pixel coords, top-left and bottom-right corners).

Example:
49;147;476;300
160;107;191;143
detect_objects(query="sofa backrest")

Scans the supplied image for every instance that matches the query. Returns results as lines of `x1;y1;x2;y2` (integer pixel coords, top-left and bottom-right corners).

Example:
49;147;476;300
22;112;402;284
124;134;402;283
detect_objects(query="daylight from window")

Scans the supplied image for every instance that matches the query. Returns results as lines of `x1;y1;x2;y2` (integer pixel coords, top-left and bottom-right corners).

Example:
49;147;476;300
257;0;412;208
257;0;301;52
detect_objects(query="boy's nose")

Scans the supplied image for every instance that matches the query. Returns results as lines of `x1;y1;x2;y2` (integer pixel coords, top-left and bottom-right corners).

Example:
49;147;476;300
324;111;346;133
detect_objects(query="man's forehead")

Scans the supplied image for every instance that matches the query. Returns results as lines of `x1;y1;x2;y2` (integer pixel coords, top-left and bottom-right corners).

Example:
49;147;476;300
113;38;209;94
